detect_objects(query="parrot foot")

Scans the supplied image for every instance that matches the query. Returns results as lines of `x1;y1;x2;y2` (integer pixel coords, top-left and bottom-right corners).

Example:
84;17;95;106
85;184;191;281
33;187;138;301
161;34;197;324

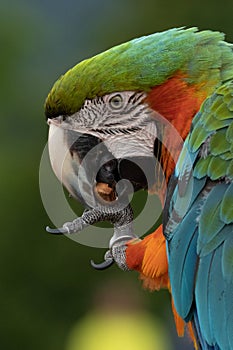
46;202;137;270
46;202;134;234
46;210;90;234
90;241;132;271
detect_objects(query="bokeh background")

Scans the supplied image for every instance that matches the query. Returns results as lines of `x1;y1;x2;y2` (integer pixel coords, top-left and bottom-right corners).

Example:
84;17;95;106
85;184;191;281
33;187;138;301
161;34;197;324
1;0;233;349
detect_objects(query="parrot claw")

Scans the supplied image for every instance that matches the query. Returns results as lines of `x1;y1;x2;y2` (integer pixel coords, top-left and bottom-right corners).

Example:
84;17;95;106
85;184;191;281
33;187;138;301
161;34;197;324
46;226;69;234
90;250;114;270
46;203;136;271
46;214;89;235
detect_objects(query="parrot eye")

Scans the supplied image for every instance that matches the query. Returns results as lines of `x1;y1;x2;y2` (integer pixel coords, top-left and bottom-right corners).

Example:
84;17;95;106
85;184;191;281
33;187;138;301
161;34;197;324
109;94;124;109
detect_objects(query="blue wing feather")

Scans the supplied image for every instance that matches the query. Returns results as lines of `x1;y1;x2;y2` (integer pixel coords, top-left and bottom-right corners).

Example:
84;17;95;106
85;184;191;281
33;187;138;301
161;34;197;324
220;182;233;224
227;310;233;349
195;253;213;345
199;224;232;257
222;235;233;283
168;219;198;320
198;183;228;251
209;245;232;350
165;81;233;349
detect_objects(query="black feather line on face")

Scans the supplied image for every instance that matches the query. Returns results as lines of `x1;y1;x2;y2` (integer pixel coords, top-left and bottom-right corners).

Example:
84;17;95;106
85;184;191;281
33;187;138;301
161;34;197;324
68;132;120;190
69;132;101;160
154;137;162;161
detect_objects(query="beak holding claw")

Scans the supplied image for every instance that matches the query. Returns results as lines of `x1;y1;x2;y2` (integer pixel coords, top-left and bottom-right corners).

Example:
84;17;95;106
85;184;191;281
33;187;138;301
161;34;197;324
46;121;143;271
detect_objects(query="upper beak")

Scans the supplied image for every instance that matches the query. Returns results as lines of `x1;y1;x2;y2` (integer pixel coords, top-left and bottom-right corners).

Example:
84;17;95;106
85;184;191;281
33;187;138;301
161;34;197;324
47;120;121;208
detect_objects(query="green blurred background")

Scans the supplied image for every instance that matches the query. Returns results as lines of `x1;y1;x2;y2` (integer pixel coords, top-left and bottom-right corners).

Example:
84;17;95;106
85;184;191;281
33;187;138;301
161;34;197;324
1;0;233;349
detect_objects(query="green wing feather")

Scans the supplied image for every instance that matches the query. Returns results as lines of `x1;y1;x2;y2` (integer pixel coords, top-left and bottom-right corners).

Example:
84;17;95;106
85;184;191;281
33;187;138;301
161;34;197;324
190;81;233;182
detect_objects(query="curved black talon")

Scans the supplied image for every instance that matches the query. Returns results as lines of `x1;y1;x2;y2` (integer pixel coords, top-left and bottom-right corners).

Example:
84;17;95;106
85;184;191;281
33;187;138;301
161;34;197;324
90;258;114;270
46;226;69;234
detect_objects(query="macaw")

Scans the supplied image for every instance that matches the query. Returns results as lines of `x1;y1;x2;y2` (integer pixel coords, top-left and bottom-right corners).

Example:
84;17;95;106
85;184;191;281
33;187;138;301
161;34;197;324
44;28;233;350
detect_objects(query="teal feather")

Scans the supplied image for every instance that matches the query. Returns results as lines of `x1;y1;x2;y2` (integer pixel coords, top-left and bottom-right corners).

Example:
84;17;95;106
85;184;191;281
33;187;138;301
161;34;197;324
228;318;233;349
220;182;233;223
175;137;196;179
195;247;231;348
220;242;233;350
176;176;207;216
169;227;198;321
199;225;232;257
195;253;213;345
208;246;229;348
167;78;233;349
222;235;233;282
165;176;206;239
168;205;199;319
198;183;228;250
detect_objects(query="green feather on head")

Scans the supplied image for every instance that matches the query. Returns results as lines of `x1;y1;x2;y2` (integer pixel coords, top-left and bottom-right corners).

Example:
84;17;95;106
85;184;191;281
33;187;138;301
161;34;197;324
45;27;233;119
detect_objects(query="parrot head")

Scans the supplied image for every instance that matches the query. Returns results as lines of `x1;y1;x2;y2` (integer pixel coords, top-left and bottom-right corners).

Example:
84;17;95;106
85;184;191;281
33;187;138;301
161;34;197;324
45;27;232;269
47;90;158;204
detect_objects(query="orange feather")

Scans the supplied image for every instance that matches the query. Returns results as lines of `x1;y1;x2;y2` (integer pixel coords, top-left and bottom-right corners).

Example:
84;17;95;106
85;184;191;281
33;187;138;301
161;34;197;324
126;225;169;290
146;73;207;182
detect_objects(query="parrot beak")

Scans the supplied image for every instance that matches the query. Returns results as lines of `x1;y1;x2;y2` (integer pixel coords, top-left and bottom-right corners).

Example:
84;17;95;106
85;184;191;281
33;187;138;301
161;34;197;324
47;118;120;208
48;119;87;206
